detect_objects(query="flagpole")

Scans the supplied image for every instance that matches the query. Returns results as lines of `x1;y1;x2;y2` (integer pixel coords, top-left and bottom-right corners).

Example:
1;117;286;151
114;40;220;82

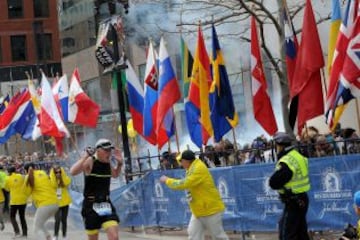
172;108;180;153
320;68;328;103
111;24;132;183
355;99;360;132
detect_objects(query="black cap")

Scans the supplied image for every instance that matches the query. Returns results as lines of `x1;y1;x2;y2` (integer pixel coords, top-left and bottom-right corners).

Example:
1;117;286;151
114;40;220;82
180;150;195;161
273;132;294;145
161;151;170;160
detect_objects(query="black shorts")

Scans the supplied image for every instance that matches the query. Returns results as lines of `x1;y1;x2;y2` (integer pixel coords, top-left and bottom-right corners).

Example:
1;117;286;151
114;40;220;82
81;198;119;231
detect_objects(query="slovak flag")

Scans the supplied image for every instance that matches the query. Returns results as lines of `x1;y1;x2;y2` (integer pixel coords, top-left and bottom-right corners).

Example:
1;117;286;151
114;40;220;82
144;41;158;90
39;73;70;138
52;74;69;122
68;68;100;128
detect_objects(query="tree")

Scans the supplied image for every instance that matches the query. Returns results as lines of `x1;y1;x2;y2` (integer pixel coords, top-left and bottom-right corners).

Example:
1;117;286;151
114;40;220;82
124;0;331;134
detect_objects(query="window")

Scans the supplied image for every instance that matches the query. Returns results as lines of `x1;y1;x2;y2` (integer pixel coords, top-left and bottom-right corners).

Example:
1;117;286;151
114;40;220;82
0;37;2;63
11;35;27;62
8;0;23;19
33;0;49;18
36;33;53;60
62;37;75;48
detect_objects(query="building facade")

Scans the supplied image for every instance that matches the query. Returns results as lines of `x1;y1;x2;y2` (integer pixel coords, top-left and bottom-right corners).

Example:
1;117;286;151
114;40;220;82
0;0;62;155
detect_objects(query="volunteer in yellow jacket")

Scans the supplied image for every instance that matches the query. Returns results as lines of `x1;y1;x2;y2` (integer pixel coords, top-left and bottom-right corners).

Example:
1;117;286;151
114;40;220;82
4;166;29;238
50;165;72;240
24;163;59;240
0;165;5;232
160;150;229;240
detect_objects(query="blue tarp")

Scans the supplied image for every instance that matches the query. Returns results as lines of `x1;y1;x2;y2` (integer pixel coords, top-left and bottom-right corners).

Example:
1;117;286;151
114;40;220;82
70;154;360;231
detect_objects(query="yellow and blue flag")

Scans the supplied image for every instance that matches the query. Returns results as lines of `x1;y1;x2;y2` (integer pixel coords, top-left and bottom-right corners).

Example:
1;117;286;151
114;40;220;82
209;24;238;142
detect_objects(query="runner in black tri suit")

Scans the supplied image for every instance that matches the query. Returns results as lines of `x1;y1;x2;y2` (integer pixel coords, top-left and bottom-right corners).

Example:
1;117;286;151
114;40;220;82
70;138;123;240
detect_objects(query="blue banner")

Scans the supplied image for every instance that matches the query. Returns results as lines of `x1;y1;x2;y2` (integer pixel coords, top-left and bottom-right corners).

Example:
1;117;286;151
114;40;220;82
70;154;360;231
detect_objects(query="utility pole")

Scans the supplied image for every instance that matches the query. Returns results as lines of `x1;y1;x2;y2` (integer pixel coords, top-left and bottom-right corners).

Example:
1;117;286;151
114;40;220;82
111;24;132;182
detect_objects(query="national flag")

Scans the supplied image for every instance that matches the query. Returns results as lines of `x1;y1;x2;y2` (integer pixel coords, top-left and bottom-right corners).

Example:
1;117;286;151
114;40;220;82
39;73;70;138
52;74;69;122
125;60;156;145
327;0;342;74
250;16;278;135
0;90;33;143
0;94;10;114
144;41;158;90
143;41;159;144
291;0;325;134
283;1;300;132
333;9;360;113
185;25;213;147
28;78;42;140
68;68;100;128
180;37;194;100
157;37;181;148
14;99;37;141
209;24;238;142
326;0;358;131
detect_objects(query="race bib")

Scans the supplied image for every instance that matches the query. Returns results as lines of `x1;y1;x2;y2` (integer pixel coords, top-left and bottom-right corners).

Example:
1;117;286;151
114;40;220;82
93;202;112;216
56;188;62;200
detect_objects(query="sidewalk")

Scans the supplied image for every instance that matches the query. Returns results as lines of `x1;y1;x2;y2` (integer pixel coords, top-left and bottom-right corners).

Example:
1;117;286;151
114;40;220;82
0;212;273;240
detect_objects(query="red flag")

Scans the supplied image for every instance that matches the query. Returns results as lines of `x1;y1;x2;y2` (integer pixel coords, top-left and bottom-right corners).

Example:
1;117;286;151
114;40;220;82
292;0;325;133
250;16;278;135
68;68;100;128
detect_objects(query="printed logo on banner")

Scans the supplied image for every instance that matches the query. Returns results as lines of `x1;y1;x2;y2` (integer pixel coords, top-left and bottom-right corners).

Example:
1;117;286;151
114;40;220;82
180;192;192;219
122;189;141;214
256;175;282;219
313;167;352;218
217;177;236;215
152;181;169;213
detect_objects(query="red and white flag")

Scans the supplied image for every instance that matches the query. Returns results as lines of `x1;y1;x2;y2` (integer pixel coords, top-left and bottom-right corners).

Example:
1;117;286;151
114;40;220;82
250;16;278;136
144;41;158;90
68;68;100;128
39;73;70;138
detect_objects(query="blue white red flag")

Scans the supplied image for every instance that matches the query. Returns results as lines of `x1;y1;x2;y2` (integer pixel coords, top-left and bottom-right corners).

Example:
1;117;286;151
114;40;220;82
52;74;69;122
157;37;181;148
125;60;156;145
0;90;33;143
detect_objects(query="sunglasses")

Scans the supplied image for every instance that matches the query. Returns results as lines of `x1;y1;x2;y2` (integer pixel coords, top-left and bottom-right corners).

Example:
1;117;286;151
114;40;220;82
97;142;114;149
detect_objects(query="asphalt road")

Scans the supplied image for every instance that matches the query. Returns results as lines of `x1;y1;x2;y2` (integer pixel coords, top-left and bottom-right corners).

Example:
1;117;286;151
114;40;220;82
0;212;342;240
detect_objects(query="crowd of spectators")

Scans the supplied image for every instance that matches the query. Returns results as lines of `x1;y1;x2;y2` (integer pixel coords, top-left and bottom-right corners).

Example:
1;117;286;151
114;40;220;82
1;124;360;172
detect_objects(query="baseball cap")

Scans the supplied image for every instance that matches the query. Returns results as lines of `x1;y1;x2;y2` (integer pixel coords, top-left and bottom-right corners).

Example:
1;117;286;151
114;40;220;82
273;132;294;145
354;191;360;207
177;150;195;162
95;138;114;150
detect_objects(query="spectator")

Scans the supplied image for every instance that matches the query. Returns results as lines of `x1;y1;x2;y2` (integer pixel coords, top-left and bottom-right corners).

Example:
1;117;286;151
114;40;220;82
315;134;334;157
50;165;72;240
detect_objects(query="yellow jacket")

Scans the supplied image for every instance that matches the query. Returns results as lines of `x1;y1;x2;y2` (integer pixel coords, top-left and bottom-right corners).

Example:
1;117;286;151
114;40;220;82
165;159;225;217
4;173;28;205
49;168;72;207
0;170;6;203
24;169;58;208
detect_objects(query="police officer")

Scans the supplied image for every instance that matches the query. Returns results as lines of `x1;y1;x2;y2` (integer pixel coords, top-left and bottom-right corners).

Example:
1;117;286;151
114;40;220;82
269;132;310;240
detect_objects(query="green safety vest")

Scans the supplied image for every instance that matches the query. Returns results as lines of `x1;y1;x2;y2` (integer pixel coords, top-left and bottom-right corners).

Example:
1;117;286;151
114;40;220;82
276;149;310;194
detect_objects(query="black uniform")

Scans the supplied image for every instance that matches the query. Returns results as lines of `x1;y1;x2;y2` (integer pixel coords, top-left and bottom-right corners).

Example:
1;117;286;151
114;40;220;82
81;159;119;230
269;146;310;240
